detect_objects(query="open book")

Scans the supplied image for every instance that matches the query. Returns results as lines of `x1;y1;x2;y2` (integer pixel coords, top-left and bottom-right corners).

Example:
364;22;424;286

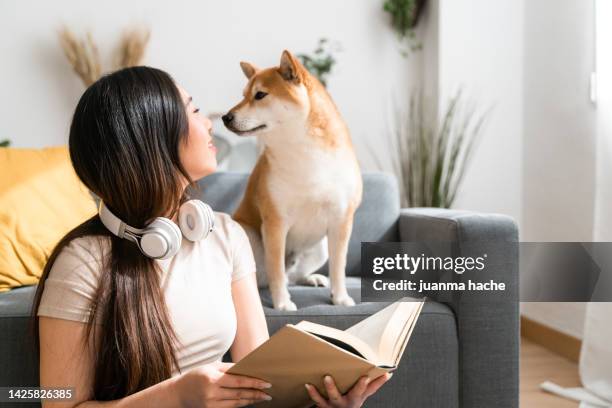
227;298;425;408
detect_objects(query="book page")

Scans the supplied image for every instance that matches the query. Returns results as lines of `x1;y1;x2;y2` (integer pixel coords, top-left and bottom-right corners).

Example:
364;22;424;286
345;303;400;356
294;321;379;363
380;301;423;365
392;301;425;366
346;298;424;366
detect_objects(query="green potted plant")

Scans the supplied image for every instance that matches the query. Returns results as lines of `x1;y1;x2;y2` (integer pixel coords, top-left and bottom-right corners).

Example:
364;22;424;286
297;38;341;88
368;91;487;208
383;0;427;55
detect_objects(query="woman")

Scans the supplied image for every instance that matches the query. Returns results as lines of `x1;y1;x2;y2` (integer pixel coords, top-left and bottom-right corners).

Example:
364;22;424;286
32;66;390;407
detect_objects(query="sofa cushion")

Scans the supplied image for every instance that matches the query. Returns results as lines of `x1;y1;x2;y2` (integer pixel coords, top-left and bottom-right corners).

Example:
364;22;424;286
258;276;363;310
256;281;459;408
194;172;401;276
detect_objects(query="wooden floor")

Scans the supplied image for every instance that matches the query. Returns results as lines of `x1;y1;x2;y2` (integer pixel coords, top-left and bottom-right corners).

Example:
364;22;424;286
521;337;581;407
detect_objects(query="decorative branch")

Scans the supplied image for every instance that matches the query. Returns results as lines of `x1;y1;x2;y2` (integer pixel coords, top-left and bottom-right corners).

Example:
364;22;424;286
58;25;151;87
115;26;150;69
58;27;101;87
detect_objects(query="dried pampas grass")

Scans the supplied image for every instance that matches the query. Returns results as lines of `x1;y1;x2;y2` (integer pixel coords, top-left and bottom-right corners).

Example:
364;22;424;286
58;25;150;87
58;27;101;86
115;26;150;69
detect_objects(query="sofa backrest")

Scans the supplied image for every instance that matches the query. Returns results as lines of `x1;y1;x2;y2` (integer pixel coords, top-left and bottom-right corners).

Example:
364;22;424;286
194;172;400;276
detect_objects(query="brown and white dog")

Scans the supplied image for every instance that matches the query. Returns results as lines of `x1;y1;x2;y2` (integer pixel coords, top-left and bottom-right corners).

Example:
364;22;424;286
222;50;362;311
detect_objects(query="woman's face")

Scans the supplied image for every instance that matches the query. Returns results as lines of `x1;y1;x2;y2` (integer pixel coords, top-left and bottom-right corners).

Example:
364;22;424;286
177;85;217;185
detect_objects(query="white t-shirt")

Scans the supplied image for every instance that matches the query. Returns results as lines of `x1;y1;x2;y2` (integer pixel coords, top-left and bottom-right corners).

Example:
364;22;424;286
37;212;256;376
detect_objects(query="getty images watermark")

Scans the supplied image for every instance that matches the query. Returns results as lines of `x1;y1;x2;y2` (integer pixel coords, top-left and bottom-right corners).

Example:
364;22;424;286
370;252;507;293
360;242;612;302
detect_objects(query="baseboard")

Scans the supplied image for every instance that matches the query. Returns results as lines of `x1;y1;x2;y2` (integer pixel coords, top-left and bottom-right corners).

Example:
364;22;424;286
521;316;582;363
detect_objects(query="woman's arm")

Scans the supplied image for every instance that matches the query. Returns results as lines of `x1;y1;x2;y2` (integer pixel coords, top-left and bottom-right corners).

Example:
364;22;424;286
39;316;182;408
39;317;270;408
229;273;269;362
227;271;392;408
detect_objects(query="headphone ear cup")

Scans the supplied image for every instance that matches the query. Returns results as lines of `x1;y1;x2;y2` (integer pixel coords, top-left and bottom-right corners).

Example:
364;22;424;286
179;200;215;242
140;217;182;259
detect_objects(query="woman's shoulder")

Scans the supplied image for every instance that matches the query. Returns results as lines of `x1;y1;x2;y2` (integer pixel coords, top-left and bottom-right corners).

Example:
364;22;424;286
62;234;110;262
38;235;110;323
209;212;256;281
213;211;242;236
210;212;252;253
47;235;110;283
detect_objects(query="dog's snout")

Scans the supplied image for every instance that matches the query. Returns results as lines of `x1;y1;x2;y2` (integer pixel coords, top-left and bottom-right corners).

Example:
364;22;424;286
222;113;234;125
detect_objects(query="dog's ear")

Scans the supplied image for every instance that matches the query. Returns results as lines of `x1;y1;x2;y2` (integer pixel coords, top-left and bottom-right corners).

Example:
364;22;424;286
279;50;301;83
240;62;258;79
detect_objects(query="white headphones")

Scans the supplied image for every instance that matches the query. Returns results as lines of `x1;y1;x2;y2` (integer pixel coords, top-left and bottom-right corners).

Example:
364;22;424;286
98;200;215;260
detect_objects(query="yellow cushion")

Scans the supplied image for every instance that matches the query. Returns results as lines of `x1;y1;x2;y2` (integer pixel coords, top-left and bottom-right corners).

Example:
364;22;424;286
0;147;97;292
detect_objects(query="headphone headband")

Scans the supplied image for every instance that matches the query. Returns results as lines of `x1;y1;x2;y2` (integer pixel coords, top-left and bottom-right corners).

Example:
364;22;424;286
99;202;127;238
98;200;214;259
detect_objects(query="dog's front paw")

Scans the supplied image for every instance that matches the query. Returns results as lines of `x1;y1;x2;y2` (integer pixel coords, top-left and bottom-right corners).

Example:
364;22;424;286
275;299;298;311
302;273;329;287
271;289;297;311
332;292;356;306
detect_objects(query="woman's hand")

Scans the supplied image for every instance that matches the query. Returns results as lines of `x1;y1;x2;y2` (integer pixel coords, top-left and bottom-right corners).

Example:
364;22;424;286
174;361;272;408
305;373;392;408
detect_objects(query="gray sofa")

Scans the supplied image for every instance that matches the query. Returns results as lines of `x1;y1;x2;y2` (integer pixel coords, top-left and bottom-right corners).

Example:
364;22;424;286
0;172;519;408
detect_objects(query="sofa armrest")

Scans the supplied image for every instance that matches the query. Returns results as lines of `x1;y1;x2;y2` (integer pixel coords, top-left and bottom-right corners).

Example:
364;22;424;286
399;208;519;408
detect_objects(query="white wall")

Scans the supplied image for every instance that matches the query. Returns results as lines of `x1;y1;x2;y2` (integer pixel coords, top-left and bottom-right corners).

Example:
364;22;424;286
522;302;588;339
0;0;420;165
522;0;597;242
520;0;597;340
1;0;525;226
430;0;596;339
2;0;599;339
436;0;524;225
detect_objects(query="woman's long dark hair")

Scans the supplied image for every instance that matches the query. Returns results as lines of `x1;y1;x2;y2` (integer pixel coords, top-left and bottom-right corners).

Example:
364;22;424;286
31;66;193;400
